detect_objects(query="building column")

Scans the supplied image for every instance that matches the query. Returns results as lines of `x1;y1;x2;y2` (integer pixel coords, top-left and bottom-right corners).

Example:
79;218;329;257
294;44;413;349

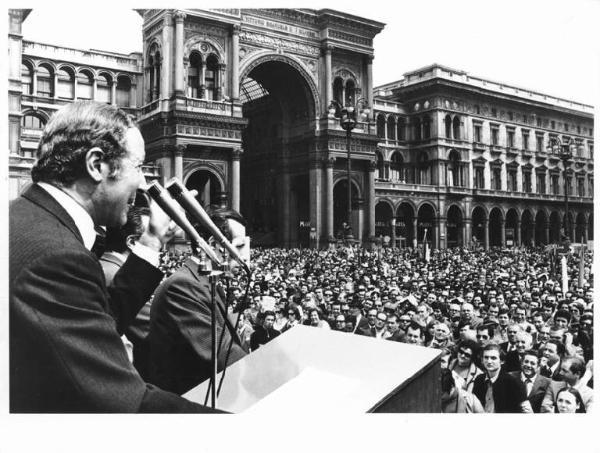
53;72;59;99
484;219;489;250
174;144;185;182
217;63;226;100
161;13;172;99
282;172;291;247
391;218;397;248
231;25;240;100
544;221;550;245
500;219;506;247
231;148;242;211
366;55;374;119
32;68;38;95
433;221;439;249
324;44;333;111
438;216;447;249
367;159;376;239
464;218;472;248
199;63;207;99
324;157;335;240
412;217;418;248
110;80;117;105
357;198;364;243
174;11;186;95
92;77;97;100
309;160;322;247
516;220;522;246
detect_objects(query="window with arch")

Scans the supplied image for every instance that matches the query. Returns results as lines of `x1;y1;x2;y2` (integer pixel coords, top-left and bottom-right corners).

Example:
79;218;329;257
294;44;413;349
21;113;46;130
96;73;111;103
333;77;344;105
445;115;452;138
77;70;94;100
376;114;386;138
187;52;202;98
387;116;395;140
422;116;431;139
345;79;355;106
448;150;461;187
21;62;33;94
397;117;406;140
147;43;161;102
452;116;460;139
205;55;218;100
376;151;385;179
57;67;75;99
37;64;54;97
390;152;403;182
116;76;132;107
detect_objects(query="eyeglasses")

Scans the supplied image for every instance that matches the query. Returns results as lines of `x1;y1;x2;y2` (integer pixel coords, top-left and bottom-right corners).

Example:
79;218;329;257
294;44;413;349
376;317;387;322
458;350;472;358
288;312;295;316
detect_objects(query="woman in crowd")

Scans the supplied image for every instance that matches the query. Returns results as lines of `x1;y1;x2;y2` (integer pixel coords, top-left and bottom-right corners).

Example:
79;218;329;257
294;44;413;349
555;387;586;413
448;339;483;392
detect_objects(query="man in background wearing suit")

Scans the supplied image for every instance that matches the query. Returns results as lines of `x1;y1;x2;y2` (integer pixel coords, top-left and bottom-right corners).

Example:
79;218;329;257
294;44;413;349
9;100;217;413
508;350;551;413
147;206;249;395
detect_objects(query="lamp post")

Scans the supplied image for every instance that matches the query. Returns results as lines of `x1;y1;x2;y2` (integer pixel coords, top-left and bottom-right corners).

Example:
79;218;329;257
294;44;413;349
549;137;574;246
328;98;370;242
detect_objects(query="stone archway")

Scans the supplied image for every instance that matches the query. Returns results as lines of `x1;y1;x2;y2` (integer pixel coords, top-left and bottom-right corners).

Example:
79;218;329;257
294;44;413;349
375;200;394;242
333;179;360;239
446;204;463;247
397;202;416;247
489;207;504;247
239;56;317;248
185;168;224;208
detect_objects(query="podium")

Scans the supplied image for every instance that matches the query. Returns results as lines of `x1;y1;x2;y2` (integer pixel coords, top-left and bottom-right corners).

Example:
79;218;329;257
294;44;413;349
184;326;441;413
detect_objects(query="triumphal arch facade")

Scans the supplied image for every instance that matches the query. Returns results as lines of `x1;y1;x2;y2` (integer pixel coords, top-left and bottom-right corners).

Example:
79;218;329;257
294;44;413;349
137;9;384;247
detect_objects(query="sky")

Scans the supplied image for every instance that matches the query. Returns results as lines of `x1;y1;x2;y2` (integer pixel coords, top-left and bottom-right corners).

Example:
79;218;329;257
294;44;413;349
19;0;600;106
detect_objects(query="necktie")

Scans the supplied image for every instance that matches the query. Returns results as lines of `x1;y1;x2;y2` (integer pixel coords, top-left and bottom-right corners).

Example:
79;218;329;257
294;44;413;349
524;378;533;396
484;379;495;413
91;226;106;259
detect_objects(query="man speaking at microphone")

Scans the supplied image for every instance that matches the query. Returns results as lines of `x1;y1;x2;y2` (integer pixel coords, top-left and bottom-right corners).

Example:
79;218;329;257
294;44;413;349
147;205;249;395
10;101;219;413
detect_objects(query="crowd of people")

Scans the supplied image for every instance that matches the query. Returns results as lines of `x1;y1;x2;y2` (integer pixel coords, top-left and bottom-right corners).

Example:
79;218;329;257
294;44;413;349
159;243;594;413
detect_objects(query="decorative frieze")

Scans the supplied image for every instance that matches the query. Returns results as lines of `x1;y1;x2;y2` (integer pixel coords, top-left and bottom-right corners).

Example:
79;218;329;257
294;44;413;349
176;123;242;140
328;29;372;47
238;31;320;57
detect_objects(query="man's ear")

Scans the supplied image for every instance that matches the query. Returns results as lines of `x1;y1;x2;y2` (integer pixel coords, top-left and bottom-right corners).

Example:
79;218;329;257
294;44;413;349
85;147;105;182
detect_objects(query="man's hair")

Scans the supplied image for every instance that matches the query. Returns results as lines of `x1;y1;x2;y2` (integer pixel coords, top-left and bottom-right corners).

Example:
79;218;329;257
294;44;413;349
104;207;149;253
498;307;511;317
554;309;571;323
564;357;586;378
407;321;423;336
476;324;495;338
31;101;136;185
193;205;246;242
481;343;504;361
263;310;276;320
521;349;539;364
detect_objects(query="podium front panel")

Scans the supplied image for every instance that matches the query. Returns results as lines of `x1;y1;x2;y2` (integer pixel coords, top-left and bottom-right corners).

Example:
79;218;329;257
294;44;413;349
184;325;441;413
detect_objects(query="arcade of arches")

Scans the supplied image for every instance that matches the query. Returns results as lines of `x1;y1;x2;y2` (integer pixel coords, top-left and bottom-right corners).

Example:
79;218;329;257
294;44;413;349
375;202;593;249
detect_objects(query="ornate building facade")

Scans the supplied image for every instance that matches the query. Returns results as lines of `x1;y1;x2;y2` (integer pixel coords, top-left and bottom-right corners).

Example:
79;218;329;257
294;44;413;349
372;64;594;249
8;9;594;249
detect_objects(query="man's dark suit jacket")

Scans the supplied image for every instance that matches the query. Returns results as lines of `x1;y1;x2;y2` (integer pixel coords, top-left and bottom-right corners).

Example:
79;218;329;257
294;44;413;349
472;372;527;413
10;184;214;413
147;258;247;395
508;371;551;413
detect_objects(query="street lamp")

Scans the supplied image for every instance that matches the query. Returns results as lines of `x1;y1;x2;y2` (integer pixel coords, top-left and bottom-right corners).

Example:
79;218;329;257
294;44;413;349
549;136;574;245
328;98;370;241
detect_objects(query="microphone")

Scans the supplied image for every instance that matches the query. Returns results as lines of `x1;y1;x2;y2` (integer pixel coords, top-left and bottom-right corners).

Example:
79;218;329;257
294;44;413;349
165;178;250;274
144;181;223;267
